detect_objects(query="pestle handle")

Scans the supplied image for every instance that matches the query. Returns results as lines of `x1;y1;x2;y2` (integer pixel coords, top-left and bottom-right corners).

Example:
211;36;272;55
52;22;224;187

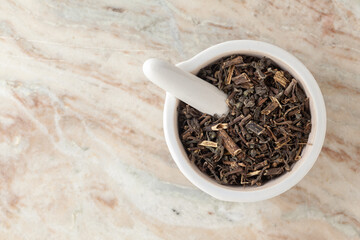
143;58;229;116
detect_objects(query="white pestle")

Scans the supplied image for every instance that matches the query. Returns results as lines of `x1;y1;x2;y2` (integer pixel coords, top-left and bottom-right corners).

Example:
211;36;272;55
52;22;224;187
143;58;229;116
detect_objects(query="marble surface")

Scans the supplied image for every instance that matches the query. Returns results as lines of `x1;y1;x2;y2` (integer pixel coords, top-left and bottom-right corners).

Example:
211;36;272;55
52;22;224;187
0;0;359;239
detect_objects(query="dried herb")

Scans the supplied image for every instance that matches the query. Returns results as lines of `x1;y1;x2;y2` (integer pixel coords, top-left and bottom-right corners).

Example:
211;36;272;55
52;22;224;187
178;55;312;186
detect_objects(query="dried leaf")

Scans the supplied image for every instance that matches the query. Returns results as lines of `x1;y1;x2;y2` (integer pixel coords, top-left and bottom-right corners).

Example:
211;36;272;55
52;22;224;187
264;167;284;176
233;73;251;85
245;121;265;135
238;82;254;89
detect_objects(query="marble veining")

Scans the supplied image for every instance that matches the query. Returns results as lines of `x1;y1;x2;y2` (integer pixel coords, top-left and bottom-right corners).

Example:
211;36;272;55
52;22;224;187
0;0;359;239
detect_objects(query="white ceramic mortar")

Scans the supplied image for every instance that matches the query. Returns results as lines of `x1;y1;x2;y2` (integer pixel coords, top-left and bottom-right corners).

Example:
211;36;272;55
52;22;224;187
163;40;326;202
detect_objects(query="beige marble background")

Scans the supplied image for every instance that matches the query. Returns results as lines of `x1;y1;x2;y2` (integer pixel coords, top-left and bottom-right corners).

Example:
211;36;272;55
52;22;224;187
0;0;359;239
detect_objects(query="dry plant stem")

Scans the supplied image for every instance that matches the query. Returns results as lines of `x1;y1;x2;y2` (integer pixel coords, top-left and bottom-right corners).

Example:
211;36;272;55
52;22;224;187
218;130;243;157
